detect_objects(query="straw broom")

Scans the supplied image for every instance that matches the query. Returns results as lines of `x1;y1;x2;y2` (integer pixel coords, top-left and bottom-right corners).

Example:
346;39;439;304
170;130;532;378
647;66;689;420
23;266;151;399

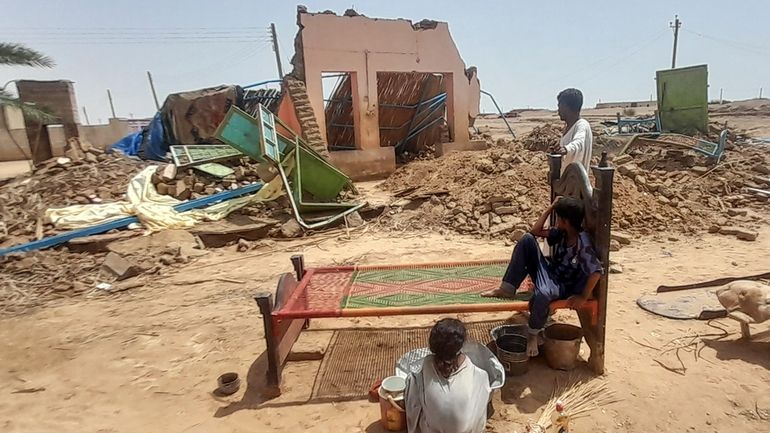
529;378;620;432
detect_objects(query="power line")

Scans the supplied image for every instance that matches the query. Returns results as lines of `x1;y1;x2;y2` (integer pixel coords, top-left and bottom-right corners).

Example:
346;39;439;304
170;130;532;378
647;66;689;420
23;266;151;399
682;28;770;58
577;30;669;86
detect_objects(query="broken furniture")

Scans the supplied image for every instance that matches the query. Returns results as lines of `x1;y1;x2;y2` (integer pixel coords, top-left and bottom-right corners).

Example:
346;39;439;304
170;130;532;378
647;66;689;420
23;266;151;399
656;64;709;134
169;145;242;167
255;156;615;393
216;104;361;227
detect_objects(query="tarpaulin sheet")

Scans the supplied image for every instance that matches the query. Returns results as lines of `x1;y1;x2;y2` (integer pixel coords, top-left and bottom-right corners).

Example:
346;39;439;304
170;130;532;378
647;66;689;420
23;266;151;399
46;165;283;233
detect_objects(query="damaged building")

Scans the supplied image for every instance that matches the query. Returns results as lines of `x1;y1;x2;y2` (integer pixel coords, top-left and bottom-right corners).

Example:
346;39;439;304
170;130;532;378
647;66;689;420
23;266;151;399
278;7;483;180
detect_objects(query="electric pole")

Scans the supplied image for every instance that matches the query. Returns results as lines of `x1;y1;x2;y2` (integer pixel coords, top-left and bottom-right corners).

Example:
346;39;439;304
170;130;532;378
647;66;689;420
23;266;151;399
107;89;116;118
670;14;681;69
270;23;284;79
147;71;160;111
719;88;723;104
82;106;90;125
760;87;764;99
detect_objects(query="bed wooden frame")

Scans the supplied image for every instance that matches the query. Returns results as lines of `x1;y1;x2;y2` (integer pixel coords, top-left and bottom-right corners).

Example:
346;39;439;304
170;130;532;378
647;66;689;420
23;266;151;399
255;154;615;394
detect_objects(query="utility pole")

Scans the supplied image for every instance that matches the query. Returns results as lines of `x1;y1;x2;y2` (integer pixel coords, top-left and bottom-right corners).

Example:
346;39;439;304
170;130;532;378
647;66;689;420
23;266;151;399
670;14;681;69
270;23;284;79
107;89;116;118
147;71;160;111
719;88;723;104
760;87;764;99
82;106;90;125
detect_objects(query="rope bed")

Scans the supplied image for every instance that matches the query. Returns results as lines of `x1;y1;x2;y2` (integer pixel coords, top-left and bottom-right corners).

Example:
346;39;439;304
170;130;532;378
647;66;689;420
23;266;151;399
275;260;533;320
255;156;616;394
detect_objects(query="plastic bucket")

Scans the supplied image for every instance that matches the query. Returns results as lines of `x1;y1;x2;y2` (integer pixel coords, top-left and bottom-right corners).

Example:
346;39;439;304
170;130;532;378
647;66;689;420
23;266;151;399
378;376;406;431
490;325;529;375
543;323;583;370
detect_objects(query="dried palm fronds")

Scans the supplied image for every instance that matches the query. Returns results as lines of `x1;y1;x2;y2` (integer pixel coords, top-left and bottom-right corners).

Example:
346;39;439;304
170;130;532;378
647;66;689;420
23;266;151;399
530;377;620;431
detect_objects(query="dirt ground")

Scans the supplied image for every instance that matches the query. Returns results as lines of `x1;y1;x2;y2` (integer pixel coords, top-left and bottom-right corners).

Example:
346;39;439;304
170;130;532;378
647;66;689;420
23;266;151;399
1;99;769;432
1;222;769;432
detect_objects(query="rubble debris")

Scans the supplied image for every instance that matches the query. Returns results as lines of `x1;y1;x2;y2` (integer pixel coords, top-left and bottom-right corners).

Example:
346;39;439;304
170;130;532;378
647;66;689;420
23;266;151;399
101;252;144;280
522;124;562;151
0;149;147;246
280;218;304;238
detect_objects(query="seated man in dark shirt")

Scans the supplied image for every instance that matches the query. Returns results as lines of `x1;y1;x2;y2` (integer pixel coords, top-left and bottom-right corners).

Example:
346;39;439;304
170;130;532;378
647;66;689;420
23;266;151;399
482;196;602;356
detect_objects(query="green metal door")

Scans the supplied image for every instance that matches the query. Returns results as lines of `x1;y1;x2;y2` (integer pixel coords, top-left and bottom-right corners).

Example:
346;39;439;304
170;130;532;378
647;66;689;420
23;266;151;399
656;65;709;134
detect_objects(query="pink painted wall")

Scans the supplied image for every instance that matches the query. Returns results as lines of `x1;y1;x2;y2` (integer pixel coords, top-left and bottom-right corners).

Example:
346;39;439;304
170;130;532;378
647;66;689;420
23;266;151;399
298;13;481;150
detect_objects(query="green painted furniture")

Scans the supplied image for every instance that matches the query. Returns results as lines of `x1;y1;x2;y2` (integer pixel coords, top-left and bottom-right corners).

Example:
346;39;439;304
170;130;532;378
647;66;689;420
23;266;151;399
656;65;709;134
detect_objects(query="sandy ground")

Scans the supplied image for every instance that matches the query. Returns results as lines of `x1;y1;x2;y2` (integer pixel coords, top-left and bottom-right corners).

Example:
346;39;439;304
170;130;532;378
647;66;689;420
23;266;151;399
1;222;769;432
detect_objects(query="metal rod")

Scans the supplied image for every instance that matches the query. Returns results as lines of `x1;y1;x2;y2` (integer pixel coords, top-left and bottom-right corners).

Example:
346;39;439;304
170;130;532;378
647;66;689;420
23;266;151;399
480;89;515;138
107;89;116;118
147;71;160;111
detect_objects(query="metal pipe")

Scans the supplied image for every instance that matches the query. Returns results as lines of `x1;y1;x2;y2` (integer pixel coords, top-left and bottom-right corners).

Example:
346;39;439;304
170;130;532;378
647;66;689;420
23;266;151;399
480;89;515;138
242;79;283;89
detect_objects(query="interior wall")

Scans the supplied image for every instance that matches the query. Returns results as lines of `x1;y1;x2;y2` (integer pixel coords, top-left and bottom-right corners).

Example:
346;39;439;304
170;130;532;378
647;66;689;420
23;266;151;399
298;12;480;151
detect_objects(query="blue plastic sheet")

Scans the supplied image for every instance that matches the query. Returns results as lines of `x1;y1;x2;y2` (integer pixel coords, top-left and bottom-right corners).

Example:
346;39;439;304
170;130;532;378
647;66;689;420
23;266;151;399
107;113;167;161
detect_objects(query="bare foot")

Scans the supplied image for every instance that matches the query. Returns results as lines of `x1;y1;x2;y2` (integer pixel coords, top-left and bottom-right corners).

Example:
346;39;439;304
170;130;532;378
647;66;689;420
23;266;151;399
480;288;517;298
527;333;540;357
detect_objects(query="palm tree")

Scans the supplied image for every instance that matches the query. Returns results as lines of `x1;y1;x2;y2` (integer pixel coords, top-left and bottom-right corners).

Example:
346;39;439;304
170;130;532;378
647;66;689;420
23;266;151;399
0;42;57;121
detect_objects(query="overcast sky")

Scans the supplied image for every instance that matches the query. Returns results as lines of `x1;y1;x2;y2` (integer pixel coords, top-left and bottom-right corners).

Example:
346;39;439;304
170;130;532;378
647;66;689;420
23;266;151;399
1;0;769;123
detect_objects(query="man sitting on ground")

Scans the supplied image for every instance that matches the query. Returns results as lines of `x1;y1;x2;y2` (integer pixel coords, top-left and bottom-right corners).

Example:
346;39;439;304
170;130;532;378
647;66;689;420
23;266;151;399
551;88;593;172
404;318;492;433
481;197;602;356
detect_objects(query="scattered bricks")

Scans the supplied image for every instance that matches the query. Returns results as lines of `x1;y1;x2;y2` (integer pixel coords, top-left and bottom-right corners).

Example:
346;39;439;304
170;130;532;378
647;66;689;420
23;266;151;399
658;195;671;205
487;195;508;203
489;222;515;235
691;166;709;175
708;225;721;233
160;164;177;182
166;183;177;197
175;180;191;200
612;154;633;165
727;208;748;217
193;183;205;193
344;211;364;228
475;203;492;213
478;213;491;232
84;152;98;164
735;229;758;241
280;219;304;238
718;226;740;235
611;232;632;245
610;239;622;252
221;175;236;188
495;206;518;215
752;164;770;175
234;166;247;181
204;187;216;195
79;140;94;153
634;175;647;186
609;263;623;274
151;171;162;185
101;252;143;281
490;214;502;225
618;163;639;177
476;158;495;174
156;183;169;195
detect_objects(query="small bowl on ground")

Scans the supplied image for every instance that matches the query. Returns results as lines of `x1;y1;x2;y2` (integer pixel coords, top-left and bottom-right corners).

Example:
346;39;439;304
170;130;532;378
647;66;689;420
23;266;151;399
217;372;241;395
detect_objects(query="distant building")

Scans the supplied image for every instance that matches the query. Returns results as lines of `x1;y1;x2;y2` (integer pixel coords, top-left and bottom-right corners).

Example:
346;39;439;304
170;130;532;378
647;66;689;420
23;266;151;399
595;100;657;109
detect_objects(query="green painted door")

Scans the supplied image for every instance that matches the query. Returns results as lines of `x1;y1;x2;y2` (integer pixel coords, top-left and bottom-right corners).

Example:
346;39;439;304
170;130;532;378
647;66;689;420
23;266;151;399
656;64;709;134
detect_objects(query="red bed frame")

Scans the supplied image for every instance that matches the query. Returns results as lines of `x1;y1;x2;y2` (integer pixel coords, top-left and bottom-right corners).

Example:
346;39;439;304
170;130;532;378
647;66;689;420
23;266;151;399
255;155;615;394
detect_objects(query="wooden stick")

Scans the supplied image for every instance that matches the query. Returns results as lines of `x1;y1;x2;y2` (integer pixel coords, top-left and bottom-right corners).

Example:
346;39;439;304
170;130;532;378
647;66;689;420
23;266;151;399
656;272;770;293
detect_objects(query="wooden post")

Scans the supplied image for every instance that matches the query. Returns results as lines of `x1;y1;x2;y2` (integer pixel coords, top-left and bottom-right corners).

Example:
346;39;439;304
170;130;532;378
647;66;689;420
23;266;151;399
255;292;281;392
589;163;615;374
291;254;305;280
548;154;563;229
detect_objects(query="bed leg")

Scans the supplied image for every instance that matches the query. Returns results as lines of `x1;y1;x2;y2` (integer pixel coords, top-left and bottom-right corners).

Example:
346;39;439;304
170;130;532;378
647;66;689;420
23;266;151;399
577;308;604;375
255;292;282;394
291;255;306;280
